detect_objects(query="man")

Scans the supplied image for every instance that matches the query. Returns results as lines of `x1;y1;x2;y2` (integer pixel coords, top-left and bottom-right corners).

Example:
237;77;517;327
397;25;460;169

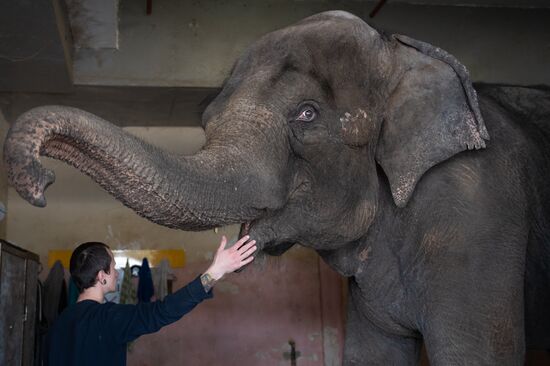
47;235;257;366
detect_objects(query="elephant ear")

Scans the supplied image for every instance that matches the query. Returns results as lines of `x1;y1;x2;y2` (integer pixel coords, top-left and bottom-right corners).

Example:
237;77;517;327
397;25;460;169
375;34;490;208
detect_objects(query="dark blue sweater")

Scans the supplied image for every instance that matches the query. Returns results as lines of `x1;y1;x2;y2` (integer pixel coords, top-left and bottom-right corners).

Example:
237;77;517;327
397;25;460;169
46;276;213;366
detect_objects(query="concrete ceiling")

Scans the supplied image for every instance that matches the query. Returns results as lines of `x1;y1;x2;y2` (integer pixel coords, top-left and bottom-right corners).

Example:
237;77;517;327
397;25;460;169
0;0;548;127
65;0;550;50
0;0;548;93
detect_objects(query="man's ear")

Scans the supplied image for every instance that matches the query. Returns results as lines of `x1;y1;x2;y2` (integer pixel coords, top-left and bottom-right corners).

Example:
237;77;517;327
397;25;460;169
375;34;489;208
96;270;106;285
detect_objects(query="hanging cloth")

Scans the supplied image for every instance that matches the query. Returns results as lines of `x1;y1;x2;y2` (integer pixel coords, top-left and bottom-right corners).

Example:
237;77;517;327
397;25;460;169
137;257;154;303
42;260;67;365
119;259;137;305
43;260;67;326
154;259;172;301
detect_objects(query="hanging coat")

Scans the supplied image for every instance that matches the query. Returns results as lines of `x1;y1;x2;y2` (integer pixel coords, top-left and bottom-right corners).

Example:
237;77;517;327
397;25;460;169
43;260;67;326
153;259;171;301
137;258;154;303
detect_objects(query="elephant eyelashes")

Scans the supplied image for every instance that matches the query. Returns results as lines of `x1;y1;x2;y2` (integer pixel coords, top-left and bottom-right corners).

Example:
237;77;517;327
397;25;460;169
296;105;318;122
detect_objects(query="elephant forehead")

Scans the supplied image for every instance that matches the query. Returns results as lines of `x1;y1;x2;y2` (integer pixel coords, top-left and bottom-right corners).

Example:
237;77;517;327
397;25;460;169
332;11;364;21
242;17;372;73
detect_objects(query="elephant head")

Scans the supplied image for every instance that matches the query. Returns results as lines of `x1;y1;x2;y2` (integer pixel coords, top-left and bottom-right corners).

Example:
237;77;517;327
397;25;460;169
4;11;488;258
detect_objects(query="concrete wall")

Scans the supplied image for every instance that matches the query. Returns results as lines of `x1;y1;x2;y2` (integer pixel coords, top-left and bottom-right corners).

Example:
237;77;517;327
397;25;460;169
73;1;550;87
124;258;344;365
0;111;8;238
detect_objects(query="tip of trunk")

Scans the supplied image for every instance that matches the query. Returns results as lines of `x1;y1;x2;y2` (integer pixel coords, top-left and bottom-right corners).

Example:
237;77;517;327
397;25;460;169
4;139;56;207
11;162;55;208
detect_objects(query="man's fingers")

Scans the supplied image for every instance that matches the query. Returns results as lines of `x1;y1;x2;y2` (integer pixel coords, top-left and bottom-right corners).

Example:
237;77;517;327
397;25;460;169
240;255;255;266
233;235;250;249
237;240;256;255
240;245;257;259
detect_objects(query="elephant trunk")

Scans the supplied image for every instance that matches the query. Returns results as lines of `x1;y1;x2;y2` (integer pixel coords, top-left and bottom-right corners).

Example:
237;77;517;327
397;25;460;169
4;105;286;230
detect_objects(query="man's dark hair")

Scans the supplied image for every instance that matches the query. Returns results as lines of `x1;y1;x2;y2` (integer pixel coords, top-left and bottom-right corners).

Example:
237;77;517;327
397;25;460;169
70;242;112;293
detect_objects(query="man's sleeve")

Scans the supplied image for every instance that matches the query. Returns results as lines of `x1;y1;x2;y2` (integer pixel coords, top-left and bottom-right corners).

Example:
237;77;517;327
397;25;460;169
105;275;213;344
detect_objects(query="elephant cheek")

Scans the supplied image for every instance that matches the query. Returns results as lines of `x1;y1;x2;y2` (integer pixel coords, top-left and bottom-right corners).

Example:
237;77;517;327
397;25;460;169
340;108;377;146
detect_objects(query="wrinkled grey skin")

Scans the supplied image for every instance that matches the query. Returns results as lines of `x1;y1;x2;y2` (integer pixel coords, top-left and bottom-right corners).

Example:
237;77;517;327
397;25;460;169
4;11;550;365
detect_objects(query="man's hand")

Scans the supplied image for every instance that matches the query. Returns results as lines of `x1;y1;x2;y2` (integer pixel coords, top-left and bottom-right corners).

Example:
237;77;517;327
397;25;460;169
201;235;257;292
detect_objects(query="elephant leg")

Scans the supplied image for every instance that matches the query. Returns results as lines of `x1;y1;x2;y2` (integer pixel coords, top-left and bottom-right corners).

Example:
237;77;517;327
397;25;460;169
423;312;524;366
343;290;422;365
422;272;525;365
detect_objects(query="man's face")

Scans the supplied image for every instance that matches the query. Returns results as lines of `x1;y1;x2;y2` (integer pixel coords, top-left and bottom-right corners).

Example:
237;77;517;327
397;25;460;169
104;249;119;293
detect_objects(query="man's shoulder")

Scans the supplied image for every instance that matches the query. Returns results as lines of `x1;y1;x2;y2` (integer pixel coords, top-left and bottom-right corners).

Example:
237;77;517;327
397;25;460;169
58;300;105;323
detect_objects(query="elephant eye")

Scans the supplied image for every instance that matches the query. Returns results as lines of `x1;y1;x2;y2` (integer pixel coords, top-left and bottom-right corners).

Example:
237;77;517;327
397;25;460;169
296;105;317;122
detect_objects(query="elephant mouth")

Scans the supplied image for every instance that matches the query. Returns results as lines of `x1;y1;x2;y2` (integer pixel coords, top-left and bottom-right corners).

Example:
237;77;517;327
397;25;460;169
238;218;292;249
243;220;296;254
234;219;294;274
238;221;252;240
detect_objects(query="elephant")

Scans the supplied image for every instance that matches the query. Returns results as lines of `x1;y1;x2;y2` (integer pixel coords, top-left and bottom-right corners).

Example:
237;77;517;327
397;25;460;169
4;10;550;365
